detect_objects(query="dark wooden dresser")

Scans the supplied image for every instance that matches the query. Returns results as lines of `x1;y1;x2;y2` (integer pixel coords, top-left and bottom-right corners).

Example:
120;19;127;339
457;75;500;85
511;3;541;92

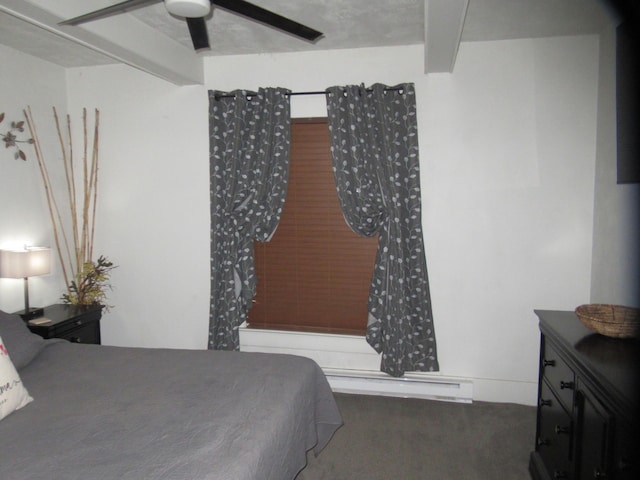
530;310;639;480
26;303;102;344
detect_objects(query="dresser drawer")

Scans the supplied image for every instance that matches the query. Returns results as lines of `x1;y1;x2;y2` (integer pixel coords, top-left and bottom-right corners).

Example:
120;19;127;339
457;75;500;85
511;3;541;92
612;426;640;480
542;341;575;413
57;321;100;344
537;380;574;479
575;387;612;480
27;304;102;344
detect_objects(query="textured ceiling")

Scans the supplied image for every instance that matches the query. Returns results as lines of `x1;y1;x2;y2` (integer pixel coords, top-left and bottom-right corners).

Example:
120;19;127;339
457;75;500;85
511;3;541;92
131;0;427;57
131;0;610;56
0;0;614;68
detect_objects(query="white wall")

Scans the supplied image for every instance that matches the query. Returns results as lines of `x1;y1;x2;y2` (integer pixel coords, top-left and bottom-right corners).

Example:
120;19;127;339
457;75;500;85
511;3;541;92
591;25;640;306
422;36;599;402
61;36;599;404
65;66;211;349
0;44;68;313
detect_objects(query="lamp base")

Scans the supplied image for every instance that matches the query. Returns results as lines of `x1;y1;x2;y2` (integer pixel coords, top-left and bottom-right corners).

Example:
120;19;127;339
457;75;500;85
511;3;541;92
18;307;45;321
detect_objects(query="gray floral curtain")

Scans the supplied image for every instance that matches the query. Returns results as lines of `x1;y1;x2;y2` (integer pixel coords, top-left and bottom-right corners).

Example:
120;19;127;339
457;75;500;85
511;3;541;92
208;88;291;350
325;83;438;377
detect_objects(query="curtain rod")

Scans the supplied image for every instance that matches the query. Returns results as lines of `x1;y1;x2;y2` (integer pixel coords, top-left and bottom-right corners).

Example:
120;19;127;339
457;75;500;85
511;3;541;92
213;86;404;101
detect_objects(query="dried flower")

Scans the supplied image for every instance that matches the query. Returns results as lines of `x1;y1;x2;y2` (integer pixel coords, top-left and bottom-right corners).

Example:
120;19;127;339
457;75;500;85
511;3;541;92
1;111;32;161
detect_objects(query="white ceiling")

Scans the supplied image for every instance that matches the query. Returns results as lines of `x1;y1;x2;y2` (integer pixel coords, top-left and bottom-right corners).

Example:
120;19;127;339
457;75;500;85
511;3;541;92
0;0;614;83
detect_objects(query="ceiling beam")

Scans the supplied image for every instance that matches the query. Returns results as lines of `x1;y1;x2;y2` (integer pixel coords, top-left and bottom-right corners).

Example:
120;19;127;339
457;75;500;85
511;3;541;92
0;0;203;85
424;0;469;73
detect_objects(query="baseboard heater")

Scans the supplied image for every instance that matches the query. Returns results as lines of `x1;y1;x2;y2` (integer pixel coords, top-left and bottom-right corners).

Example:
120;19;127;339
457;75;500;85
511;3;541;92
323;368;473;404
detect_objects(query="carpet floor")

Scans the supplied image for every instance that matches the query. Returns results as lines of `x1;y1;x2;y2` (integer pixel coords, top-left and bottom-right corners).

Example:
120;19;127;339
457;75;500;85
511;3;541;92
296;393;536;480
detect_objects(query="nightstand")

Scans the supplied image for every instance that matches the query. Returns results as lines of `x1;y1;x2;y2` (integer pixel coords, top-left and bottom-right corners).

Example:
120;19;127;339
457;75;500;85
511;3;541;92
25;304;102;344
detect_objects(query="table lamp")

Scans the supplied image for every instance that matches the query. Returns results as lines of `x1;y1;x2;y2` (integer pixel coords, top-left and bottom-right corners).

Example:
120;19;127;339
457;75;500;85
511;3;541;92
0;247;51;320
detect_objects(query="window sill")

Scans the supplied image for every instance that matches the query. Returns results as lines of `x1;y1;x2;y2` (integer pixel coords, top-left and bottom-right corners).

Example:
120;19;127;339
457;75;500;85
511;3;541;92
245;322;366;336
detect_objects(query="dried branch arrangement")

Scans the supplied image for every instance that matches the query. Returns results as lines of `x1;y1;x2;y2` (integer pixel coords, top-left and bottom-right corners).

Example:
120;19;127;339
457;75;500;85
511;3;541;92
23;107;114;308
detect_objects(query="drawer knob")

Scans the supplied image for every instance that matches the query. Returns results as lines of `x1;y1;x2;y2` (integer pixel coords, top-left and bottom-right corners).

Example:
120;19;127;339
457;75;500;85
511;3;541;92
70;337;81;343
553;470;568;479
593;468;607;478
560;381;574;390
555;425;570;435
618;458;632;471
539;398;552;407
537;437;549;447
543;359;556;367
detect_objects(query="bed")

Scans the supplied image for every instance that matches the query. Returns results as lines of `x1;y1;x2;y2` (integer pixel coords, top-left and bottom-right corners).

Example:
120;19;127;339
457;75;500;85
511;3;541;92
0;310;342;480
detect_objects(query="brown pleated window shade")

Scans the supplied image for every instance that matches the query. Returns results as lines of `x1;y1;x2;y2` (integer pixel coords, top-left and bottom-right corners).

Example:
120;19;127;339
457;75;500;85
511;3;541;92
249;118;378;335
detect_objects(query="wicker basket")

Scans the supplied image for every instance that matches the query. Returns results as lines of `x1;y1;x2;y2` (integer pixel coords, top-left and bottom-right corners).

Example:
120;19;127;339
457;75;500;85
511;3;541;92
575;304;640;339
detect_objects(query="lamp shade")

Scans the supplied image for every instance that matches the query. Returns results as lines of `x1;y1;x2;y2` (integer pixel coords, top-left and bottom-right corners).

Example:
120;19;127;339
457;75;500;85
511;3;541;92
0;247;51;279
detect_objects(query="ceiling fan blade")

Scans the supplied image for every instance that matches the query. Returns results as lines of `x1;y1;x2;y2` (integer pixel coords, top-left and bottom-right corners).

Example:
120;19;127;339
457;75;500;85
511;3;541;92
59;0;162;26
211;0;322;42
186;17;210;50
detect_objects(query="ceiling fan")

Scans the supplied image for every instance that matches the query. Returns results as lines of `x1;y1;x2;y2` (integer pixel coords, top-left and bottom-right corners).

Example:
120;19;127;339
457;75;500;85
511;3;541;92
59;0;323;51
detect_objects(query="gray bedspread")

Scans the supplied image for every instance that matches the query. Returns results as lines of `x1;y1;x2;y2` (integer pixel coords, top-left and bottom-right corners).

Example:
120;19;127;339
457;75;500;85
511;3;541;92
0;340;342;479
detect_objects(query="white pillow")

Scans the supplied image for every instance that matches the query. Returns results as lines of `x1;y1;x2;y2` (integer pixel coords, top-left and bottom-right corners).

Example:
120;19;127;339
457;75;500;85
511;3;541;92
0;335;33;421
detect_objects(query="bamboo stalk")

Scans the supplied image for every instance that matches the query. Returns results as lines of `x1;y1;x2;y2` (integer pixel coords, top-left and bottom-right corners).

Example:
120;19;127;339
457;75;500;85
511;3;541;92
53;108;78;277
89;109;100;261
24;107;71;290
66;111;79;273
81;108;89;270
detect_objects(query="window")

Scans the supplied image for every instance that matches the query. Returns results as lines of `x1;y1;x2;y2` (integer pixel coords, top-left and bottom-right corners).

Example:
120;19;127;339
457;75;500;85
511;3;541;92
248;118;378;335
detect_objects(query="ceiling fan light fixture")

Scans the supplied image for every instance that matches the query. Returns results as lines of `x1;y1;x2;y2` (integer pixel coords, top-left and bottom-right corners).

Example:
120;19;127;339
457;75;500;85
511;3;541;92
165;0;211;18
